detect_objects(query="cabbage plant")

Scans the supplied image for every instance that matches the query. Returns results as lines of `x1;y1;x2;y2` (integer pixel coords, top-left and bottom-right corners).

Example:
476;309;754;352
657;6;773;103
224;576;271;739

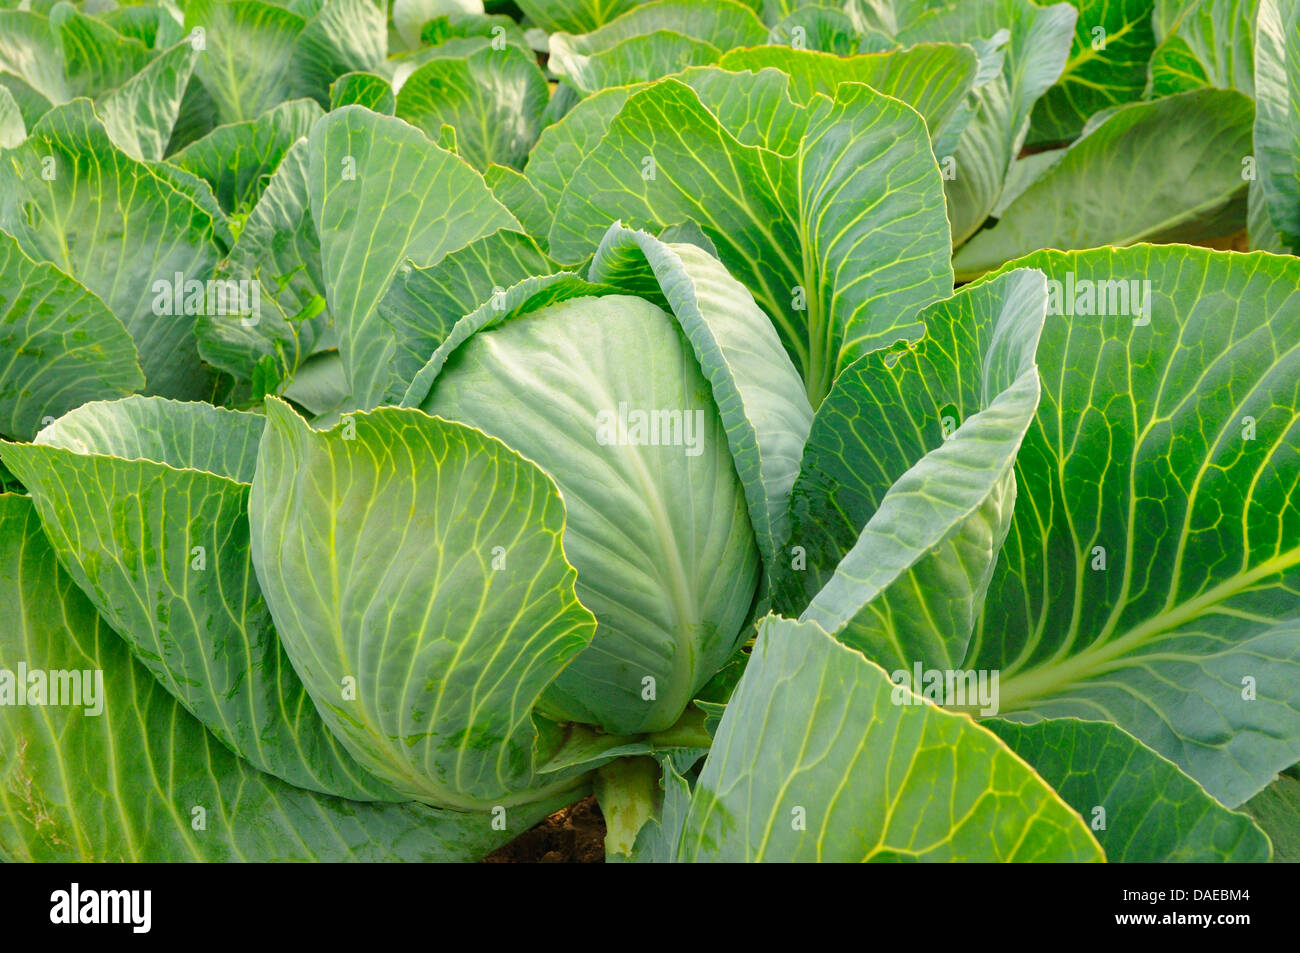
0;0;1298;864
5;220;1296;861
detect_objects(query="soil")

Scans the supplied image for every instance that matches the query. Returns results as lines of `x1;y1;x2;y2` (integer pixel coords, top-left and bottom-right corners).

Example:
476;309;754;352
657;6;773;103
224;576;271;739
483;796;607;863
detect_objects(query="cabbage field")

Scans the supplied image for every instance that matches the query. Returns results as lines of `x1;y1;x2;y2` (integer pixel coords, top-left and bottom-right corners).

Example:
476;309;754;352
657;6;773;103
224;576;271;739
0;0;1297;864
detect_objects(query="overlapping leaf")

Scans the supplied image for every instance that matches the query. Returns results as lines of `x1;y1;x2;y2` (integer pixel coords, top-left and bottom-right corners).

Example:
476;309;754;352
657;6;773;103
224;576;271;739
1;397;399;800
714;44;978;136
970;245;1300;808
290;0;387;106
954;88;1255;280
988;717;1271;861
50;4;154;99
170;98;323;215
377;228;554;380
0;10;69;104
1027;0;1157;144
551;0;767;53
0;493;559;861
306;106;517;409
97;39;199;161
547;0;767;95
184;0;305;124
0;232;143;440
551;31;723;94
1149;0;1259;96
329;70;395;112
897;0;1077;245
196;136;331;385
788;269;1047;673
679;615;1104;861
249;399;599;809
515;0;650;34
0;100;222;399
550;76;953;405
484;165;552;242
1252;0;1299;251
395;43;548;170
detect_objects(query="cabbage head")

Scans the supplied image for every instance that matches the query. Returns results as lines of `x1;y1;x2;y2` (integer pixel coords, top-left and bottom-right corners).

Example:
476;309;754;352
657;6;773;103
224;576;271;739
245;225;814;811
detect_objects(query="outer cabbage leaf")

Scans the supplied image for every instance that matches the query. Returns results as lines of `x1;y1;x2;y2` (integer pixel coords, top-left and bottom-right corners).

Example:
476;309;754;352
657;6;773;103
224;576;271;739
551;0;767;56
378;228;555;383
953;88;1254;280
896;0;1077;245
550;31;722;94
306;106;517;410
289;0;387;107
49;4;153;99
249;399;599;810
329;70;395;113
484;165;552;243
515;0;651;34
1027;0;1156;145
791;269;1047;674
1252;0;1299;251
0;100;222;399
1;397;399;800
1149;0;1259;96
184;0;306;124
394;43;548;171
196;137;332;385
551;77;953;406
971;245;1300;808
678;615;1104;861
0;493;560;861
524;84;634;217
0;232;143;441
0;10;69;104
988;717;1272;861
97;39;200;162
713;44;978;140
170;98;322;216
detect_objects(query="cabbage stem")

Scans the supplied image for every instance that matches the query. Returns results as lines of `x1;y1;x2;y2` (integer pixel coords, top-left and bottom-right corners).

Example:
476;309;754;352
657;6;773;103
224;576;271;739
594;756;662;860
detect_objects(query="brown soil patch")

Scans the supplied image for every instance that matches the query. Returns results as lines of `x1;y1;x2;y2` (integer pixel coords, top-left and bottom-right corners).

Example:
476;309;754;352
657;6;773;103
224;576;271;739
483;796;606;863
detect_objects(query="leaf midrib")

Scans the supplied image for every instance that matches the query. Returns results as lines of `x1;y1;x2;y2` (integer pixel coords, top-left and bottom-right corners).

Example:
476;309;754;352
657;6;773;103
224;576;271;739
996;548;1300;711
